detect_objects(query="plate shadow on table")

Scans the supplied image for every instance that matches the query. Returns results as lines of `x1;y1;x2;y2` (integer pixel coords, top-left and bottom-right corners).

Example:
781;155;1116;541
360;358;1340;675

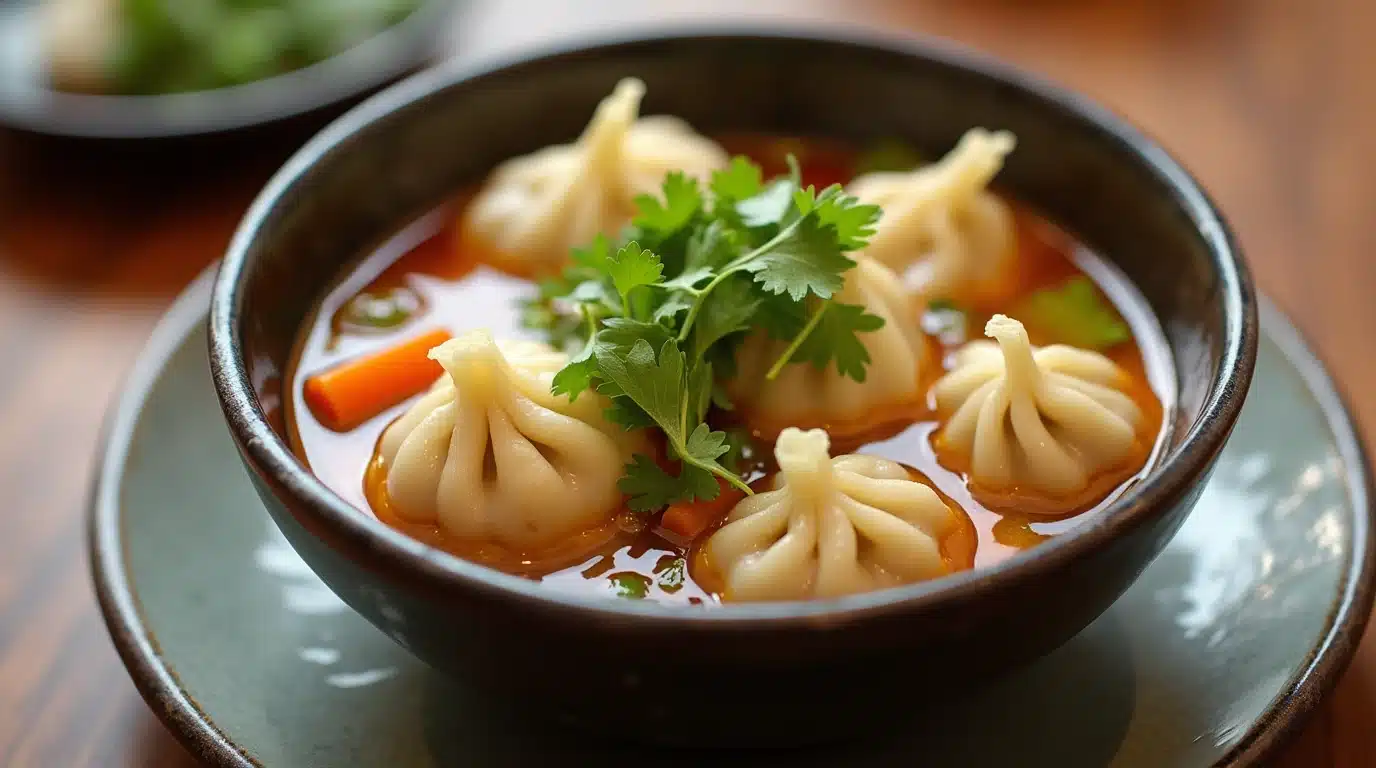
0;126;314;299
417;613;1137;767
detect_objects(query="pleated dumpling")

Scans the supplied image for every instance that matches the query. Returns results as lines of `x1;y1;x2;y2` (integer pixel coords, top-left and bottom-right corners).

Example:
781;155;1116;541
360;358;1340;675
461;77;729;275
378;330;644;549
703;428;954;602
932;314;1146;500
728;257;930;439
848;128;1017;300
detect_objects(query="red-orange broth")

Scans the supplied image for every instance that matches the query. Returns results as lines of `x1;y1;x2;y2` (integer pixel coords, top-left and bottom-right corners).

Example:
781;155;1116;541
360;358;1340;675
287;136;1174;605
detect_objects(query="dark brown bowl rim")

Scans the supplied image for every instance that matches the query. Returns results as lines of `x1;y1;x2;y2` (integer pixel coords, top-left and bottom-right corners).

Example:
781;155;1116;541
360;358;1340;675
93;271;1370;767
210;26;1257;625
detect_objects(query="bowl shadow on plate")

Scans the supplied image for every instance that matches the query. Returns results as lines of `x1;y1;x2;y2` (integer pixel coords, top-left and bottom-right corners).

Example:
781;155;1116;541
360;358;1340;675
416;614;1136;767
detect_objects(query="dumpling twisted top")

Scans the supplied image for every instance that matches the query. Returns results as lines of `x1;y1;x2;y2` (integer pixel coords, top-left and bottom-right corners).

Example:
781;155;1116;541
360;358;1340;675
848;128;1017;300
932;315;1145;499
379;330;643;549
461;77;728;274
703;428;954;602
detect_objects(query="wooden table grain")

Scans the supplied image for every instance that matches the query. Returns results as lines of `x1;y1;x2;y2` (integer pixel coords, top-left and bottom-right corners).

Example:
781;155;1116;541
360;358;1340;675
0;0;1371;765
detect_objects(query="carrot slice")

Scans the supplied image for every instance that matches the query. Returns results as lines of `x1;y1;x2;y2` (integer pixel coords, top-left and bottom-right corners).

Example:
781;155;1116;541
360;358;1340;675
660;479;748;540
303;328;452;432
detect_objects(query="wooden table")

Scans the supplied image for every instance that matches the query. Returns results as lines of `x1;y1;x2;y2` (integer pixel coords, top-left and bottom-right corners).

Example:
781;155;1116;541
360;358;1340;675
0;0;1371;764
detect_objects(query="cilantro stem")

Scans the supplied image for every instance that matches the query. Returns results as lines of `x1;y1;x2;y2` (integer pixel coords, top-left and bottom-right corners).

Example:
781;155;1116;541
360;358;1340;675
765;301;830;380
676;216;808;344
690;455;755;496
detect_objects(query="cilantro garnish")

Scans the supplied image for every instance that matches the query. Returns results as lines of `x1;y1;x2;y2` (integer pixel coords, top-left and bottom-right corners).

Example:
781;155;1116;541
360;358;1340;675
524;157;884;510
1017;276;1130;350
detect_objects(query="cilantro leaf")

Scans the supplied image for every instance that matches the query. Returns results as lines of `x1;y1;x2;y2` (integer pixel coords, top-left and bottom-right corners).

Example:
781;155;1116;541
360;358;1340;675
689;275;760;360
600;317;674;355
593;339;749;501
594;339;682;435
709;157;764;208
603;396;656;430
569;279;617;309
683;220;737;273
662;266;714;292
1017;276;1130;350
737;179;796;229
742;215;856;301
685;422;730;464
632;172;702;238
551;317;672;400
551;334;598;399
619;454;719;512
532;156;896;512
652;292;695;323
809;190;881;250
788;301;887;381
619;455;687;512
607;242;663;314
754;290;809;340
686;359;714;426
571;234;612;270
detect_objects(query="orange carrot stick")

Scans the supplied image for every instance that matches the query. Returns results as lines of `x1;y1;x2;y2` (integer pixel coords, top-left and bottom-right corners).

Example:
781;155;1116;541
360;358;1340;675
303;328;452;432
660;479;747;540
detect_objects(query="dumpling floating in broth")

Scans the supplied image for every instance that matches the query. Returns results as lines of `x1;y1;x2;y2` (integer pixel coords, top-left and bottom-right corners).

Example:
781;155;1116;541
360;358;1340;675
848;128;1017;302
378;330;644;549
461;77;729;275
931;314;1146;503
728;256;930;441
702;428;954;602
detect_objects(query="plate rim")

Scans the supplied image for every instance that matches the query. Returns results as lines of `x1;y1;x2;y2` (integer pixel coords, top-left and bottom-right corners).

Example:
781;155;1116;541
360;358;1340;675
0;0;454;140
88;268;1375;767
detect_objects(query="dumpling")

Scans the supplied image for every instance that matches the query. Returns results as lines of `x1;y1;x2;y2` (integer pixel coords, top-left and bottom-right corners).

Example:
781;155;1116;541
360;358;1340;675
931;314;1145;499
848;128;1017;300
728;257;929;440
702;428;954;602
378;330;644;549
460;77;729;275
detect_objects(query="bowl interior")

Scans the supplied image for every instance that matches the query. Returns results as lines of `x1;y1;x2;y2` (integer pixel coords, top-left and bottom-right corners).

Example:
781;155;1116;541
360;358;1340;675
220;30;1250;613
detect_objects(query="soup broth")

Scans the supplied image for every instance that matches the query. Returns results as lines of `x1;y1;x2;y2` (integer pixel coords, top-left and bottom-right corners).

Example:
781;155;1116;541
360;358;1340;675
288;136;1173;605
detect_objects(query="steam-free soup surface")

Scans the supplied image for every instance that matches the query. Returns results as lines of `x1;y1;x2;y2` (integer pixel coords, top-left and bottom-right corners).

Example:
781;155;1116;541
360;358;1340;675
288;136;1173;605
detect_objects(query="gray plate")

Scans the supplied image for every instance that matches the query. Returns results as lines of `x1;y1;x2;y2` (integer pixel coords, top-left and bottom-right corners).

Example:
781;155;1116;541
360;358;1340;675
90;270;1374;767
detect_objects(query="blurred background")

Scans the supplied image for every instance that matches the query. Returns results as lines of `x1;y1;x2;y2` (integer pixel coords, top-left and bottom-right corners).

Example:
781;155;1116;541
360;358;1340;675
0;0;1371;765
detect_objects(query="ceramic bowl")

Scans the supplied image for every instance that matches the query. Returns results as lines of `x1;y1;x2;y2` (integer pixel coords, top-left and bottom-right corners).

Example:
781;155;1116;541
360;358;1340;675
208;28;1257;747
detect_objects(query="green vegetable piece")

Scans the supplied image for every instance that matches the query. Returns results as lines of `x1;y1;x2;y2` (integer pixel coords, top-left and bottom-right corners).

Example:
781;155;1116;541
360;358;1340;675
607;572;651;599
655;558;687;593
855;139;924;174
1017;276;1131;350
340;286;422;331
